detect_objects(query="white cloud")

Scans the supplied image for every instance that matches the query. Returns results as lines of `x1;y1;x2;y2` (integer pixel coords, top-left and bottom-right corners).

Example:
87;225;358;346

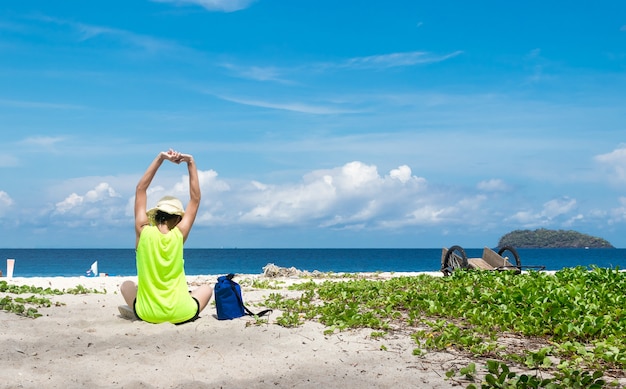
199;170;230;191
564;214;584;227
231;161;430;228
55;182;121;215
400;194;488;229
151;0;256;12
543;197;577;218
186;161;530;234
477;179;510;192
220;50;463;88
0;191;14;216
72;22;180;54
339;51;463;70
508;197;578;227
389;165;412;183
85;183;120;202
220;63;294;84
217;95;357;114
170;169;230;196
0;191;13;205
595;146;626;184
55;193;84;214
337;161;379;189
237;169;337;225
608;197;626;224
140;169;232;224
407;205;447;224
18;161;615;243
36;16;184;55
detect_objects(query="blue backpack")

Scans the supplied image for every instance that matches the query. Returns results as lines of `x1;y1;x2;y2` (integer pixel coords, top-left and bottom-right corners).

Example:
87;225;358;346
214;274;272;320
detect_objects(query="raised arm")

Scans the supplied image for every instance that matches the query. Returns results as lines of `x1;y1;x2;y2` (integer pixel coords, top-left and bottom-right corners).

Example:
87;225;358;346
135;150;179;247
175;154;200;242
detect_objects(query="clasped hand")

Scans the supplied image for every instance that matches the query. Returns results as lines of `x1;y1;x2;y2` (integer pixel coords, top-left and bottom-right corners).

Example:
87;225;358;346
161;149;192;164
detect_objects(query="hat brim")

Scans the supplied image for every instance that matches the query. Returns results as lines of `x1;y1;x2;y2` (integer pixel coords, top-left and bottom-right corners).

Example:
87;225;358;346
146;204;185;219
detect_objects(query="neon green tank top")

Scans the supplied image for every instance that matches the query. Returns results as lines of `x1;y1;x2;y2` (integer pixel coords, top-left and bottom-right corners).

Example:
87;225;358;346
134;226;197;324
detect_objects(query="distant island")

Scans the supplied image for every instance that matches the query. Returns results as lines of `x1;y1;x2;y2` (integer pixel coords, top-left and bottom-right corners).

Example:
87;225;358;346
498;228;614;249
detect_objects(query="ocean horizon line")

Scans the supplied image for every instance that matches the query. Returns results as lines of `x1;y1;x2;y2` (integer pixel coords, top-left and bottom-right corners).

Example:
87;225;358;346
1;247;623;278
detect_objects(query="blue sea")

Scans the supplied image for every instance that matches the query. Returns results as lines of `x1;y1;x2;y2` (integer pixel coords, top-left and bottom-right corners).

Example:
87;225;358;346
1;248;625;277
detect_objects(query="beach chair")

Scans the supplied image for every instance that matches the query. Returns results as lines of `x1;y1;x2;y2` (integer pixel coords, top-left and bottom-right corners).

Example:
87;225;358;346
440;245;523;276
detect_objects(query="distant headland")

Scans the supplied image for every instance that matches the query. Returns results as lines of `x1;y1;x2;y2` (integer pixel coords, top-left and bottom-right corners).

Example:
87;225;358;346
498;228;614;249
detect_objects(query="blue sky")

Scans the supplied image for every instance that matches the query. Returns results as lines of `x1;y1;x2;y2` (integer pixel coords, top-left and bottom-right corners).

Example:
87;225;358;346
1;1;625;249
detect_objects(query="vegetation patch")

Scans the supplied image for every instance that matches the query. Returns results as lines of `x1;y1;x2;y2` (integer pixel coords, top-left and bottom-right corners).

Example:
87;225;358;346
263;266;625;388
0;280;104;318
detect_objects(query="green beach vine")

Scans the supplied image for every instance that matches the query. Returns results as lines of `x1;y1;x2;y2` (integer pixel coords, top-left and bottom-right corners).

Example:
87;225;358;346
263;266;626;388
0;280;104;318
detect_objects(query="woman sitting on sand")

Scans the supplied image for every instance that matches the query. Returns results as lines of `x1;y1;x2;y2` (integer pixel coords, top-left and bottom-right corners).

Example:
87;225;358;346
120;150;213;324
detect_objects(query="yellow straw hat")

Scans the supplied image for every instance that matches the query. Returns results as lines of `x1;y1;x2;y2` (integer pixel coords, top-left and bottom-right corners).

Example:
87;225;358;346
146;196;185;221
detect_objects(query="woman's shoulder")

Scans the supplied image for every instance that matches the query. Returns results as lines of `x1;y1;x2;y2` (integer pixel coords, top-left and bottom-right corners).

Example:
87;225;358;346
170;227;184;238
140;224;156;232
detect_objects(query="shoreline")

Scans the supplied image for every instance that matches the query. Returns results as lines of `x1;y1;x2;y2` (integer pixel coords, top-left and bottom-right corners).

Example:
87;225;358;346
0;269;570;291
2;271;443;290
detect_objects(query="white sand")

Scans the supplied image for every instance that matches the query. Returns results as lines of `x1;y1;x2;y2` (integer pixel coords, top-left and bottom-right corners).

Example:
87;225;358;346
0;273;588;388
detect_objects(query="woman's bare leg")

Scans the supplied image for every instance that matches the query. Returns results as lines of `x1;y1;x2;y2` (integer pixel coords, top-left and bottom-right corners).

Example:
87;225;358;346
120;280;137;307
191;284;213;312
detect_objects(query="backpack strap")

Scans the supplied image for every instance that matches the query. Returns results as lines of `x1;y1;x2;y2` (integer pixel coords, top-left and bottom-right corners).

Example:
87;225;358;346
227;277;273;318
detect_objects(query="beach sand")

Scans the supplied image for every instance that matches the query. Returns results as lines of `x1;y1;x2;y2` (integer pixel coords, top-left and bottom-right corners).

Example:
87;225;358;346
0;273;555;388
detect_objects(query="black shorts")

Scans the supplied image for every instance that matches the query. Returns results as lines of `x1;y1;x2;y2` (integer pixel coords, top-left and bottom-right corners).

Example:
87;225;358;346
133;297;201;325
175;297;201;325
